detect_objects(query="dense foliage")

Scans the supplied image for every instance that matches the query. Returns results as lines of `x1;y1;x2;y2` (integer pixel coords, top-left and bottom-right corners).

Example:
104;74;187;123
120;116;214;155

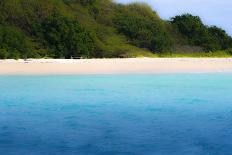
0;0;231;59
33;13;94;58
171;14;232;51
114;3;173;53
0;25;29;59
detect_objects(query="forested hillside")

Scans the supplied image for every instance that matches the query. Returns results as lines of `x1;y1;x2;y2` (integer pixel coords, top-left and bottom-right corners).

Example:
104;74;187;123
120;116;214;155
0;0;232;59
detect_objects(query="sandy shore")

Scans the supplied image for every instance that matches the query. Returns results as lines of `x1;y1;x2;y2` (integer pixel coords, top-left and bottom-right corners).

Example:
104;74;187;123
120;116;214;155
1;58;232;75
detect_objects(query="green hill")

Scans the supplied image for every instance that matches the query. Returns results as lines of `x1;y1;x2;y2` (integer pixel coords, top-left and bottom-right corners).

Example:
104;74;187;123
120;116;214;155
0;0;232;59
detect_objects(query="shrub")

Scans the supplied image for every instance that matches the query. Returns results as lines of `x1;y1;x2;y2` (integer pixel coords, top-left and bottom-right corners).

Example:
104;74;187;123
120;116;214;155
0;25;29;58
33;13;95;58
171;14;232;51
0;48;8;59
114;3;173;53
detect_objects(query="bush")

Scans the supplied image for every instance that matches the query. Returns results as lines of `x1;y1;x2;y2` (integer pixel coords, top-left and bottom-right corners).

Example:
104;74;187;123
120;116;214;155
0;25;30;58
208;26;232;50
0;48;8;59
171;14;232;51
64;0;96;6
33;13;95;58
226;48;232;55
0;0;231;58
114;3;173;53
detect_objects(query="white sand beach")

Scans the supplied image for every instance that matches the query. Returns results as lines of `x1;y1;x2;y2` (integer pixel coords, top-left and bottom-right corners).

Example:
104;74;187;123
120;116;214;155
0;58;232;75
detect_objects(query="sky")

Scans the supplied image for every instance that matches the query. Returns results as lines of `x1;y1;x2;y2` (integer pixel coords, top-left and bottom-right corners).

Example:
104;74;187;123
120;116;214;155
115;0;232;35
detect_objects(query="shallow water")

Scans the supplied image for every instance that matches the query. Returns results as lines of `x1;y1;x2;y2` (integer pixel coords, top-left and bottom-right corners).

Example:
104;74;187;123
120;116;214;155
0;74;232;155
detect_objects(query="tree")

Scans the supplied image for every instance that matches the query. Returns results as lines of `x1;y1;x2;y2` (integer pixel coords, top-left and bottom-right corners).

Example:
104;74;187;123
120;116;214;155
114;4;173;53
64;0;96;6
0;25;30;59
33;13;95;58
171;14;232;51
171;14;208;44
208;26;232;50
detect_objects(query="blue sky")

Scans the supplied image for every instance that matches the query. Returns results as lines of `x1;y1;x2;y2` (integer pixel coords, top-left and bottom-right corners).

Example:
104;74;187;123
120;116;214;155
115;0;232;35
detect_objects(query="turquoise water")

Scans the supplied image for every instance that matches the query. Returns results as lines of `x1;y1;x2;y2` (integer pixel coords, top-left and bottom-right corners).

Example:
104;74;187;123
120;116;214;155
0;74;232;155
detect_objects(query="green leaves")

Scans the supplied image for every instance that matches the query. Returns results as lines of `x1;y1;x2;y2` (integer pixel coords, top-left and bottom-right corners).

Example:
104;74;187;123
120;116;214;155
64;0;96;6
0;0;231;59
0;25;29;59
171;14;232;51
114;4;173;53
34;13;94;58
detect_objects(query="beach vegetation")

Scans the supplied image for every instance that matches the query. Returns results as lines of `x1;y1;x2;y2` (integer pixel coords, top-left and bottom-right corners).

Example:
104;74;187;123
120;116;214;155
114;3;173;53
171;14;232;51
33;13;95;58
0;0;231;59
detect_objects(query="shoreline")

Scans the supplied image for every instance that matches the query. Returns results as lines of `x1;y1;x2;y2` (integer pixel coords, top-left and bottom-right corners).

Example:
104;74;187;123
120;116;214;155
1;58;232;75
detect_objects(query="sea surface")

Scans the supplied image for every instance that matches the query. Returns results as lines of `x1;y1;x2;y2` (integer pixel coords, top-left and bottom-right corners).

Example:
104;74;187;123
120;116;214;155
0;74;232;155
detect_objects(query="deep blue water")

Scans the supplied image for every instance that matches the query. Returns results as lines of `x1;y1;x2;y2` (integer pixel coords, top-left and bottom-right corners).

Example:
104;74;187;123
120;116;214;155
0;74;232;155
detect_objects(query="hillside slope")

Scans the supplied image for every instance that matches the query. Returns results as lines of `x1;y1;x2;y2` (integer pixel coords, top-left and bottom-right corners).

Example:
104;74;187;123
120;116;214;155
0;0;231;59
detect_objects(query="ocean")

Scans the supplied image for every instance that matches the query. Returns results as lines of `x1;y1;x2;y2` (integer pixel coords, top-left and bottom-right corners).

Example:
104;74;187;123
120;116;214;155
0;74;232;155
